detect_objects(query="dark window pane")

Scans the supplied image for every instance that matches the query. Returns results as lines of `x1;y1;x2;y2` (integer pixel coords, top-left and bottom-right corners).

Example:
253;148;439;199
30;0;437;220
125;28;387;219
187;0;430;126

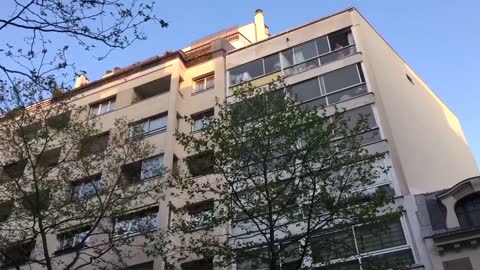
455;192;480;227
79;133;109;157
323;65;361;93
281;49;294;68
343;106;377;130
181;258;213;270
328;29;354;51
0;201;14;222
316;36;331;55
327;84;367;104
356;220;406;253
302;97;327;110
315;260;361;270
186;151;214;177
293;41;317;63
264;53;281;74
362;249;414;270
290;78;322;102
320;46;356;65
2;241;35;268
47;111;71;129
2;160;27;179
229;59;264;85
443;258;473;270
311;229;357;262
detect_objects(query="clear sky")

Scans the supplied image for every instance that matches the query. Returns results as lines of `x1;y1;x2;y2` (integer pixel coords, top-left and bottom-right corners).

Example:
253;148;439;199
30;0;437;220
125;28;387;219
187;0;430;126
3;0;480;166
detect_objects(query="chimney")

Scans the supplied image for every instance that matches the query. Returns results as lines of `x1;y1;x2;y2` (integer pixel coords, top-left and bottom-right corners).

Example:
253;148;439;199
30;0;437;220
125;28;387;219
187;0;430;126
74;74;89;88
254;9;268;41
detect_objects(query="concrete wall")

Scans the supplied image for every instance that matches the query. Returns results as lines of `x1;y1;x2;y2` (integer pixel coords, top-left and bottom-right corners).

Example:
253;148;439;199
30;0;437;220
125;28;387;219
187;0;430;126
350;10;478;195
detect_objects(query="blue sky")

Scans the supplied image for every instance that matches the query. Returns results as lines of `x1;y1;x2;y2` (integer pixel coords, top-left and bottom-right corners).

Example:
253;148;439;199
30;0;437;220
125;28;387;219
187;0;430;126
2;1;479;166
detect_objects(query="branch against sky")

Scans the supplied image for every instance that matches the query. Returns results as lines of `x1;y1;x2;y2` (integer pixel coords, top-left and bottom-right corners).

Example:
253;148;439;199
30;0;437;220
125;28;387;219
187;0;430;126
0;80;162;270
0;0;168;102
148;78;408;270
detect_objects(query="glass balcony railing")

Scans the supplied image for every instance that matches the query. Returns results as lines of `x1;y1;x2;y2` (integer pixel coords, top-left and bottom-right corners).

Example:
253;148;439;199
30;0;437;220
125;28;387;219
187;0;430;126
284;44;357;77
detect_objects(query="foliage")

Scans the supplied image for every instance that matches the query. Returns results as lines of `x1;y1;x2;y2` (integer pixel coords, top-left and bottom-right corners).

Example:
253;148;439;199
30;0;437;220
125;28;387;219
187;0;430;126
151;79;406;270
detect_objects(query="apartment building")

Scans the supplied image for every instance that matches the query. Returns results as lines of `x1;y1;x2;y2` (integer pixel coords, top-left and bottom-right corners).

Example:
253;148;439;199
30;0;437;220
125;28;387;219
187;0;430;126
416;176;480;270
0;7;478;270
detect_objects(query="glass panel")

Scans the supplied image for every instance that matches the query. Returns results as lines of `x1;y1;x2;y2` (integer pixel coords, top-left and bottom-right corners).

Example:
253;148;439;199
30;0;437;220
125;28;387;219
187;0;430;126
329;29;353;51
284;58;320;77
456;193;480;227
281;49;294;68
311;229;356;262
315;260;361;270
109;99;115;111
290;78;322;103
316;36;331;55
141;155;164;179
129;122;148;138
264;53;281;74
229;59;264;85
293;41;317;63
354;129;381;145
320;46;356;65
148;115;167;132
343;106;377;130
362;249;414;270
323;65;361;94
302;97;327;110
326;84;367;104
356;220;406;253
90;104;100;117
205;75;215;89
194;79;205;92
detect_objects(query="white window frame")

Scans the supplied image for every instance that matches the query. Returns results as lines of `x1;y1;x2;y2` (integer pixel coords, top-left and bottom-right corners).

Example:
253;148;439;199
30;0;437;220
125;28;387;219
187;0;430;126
128;114;167;138
90;97;116;117
194;74;215;93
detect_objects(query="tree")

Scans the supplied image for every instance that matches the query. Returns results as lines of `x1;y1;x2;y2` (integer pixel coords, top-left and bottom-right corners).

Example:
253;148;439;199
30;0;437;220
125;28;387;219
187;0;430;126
152;79;410;270
0;79;163;269
0;0;167;99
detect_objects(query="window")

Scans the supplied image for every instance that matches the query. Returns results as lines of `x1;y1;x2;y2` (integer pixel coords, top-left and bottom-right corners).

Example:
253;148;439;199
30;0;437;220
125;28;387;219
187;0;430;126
311;229;356;262
229;59;264;85
129;114;167;138
0;201;13;222
455;192;480;227
186;151;214;177
362;249;414;270
71;175;102;201
79;132;109;157
16;122;41;141
328;29;354;51
2;160;27;179
342;106;377;131
194;74;215;93
316;260;360;270
187;200;214;228
37;147;61;168
122;155;164;183
56;227;90;253
181;258;213;270
113;208;158;238
46;111;71;130
356;220;407;253
90;97;116;117
264;53;281;74
192;109;214;132
22;190;50;212
124;262;154;270
1;241;35;268
133;75;171;102
443;258;474;270
290;64;367;109
236;244;300;270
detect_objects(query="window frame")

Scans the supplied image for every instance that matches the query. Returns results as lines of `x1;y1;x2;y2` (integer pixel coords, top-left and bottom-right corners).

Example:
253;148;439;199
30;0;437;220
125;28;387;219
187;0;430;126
191;109;214;132
193;74;215;94
71;174;102;201
89;96;116;117
56;227;91;253
113;207;159;238
128;114;168;139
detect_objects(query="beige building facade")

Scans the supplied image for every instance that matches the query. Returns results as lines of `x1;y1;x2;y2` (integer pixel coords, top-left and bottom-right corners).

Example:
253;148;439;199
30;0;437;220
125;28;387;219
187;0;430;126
0;7;478;270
